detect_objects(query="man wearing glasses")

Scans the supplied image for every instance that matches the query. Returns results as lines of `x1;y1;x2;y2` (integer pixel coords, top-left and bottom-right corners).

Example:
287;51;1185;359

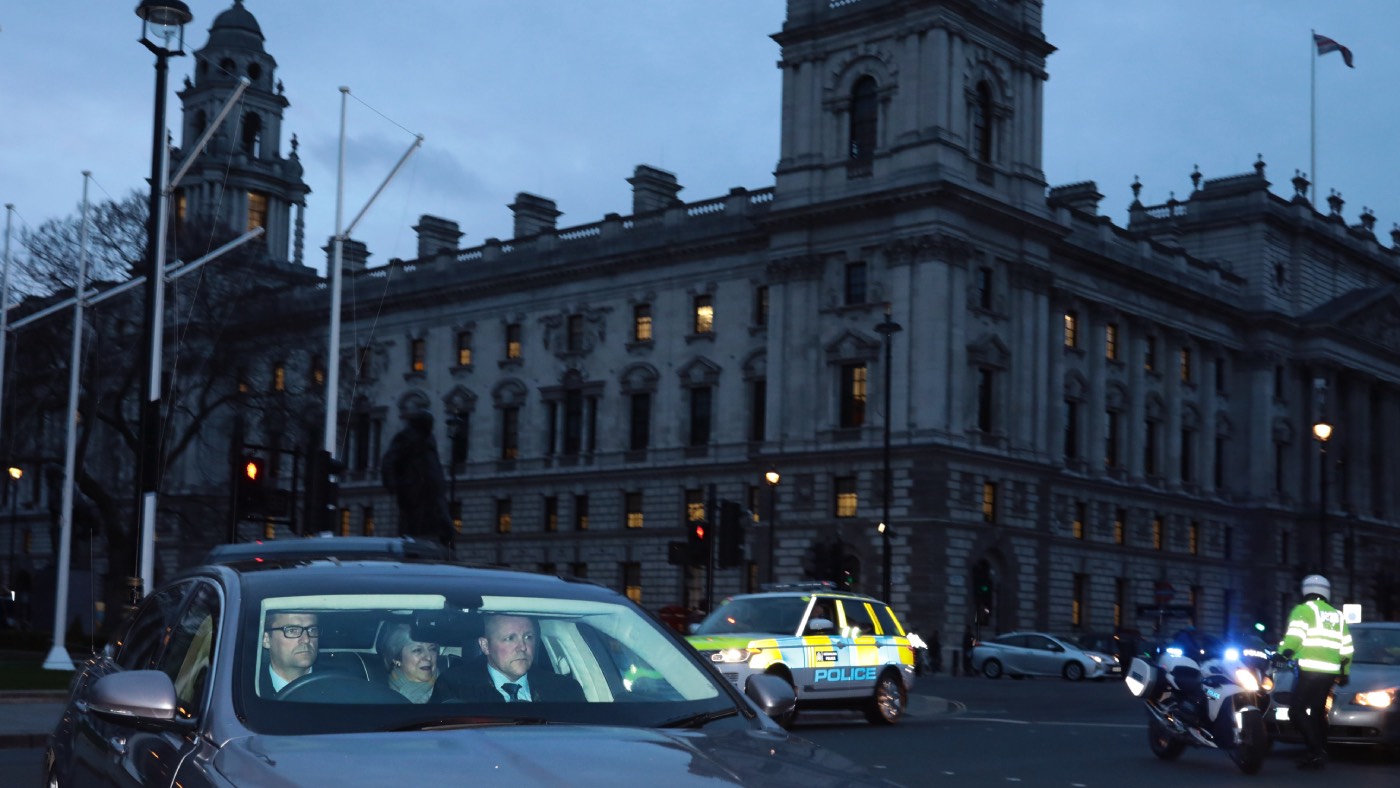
260;611;320;697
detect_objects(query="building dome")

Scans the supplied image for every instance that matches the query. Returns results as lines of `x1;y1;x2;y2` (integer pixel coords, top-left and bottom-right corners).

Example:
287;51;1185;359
205;0;265;53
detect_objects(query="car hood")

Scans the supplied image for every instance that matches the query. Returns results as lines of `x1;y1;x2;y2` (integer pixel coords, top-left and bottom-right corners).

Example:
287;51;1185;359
1344;662;1400;691
213;725;894;787
687;633;786;650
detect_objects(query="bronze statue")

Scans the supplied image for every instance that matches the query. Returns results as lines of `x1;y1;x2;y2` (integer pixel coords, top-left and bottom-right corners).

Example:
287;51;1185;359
381;410;454;548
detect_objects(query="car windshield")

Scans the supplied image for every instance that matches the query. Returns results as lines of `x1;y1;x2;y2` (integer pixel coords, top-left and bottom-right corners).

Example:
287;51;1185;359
239;577;734;736
692;596;810;636
1350;626;1400;665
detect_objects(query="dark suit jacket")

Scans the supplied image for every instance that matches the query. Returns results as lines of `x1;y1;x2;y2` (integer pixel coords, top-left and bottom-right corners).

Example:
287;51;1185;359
430;661;585;704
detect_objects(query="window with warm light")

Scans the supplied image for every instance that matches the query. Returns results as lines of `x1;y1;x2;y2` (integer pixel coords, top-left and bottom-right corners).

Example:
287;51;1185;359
840;363;867;428
311;357;325;388
272;362;285;392
410;338;426;373
625;492;644;529
247;191;268;232
1064;311;1079;348
1152;516;1164;550
1179;347;1192;383
1072;573;1086;626
456;332;473;366
623;562;642;604
496;499;512;533
1072;501;1086;539
633;303;652;342
835;476;858;518
505;323;522;360
693;294;714;334
1105;323;1119;361
685;489;705;523
1189;520;1200;555
982;481;998;523
339;508;351;537
1114;508;1126;544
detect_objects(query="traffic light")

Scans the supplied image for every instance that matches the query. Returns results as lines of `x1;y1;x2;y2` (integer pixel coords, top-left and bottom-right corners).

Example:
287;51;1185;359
687;519;709;565
236;455;266;520
718;500;745;568
302;450;344;535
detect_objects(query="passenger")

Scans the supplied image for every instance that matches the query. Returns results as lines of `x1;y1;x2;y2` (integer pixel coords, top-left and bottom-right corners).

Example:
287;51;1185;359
432;614;585;703
376;621;441;703
260;610;320;697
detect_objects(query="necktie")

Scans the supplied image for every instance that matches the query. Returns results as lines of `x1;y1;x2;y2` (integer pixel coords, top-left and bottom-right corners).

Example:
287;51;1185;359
502;682;522;701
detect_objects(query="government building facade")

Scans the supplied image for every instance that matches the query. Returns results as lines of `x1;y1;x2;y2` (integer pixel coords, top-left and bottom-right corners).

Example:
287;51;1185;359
12;0;1400;645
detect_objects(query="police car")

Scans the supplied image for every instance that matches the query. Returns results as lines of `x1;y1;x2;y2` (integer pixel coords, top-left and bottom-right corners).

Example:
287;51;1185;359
685;583;917;724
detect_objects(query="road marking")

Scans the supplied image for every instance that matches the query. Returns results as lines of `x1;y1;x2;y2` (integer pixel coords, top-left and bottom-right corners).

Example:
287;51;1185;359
948;716;1139;729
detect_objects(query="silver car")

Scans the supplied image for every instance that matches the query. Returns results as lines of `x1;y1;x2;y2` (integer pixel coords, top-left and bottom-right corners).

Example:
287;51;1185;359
970;631;1120;680
44;555;896;787
1268;621;1400;751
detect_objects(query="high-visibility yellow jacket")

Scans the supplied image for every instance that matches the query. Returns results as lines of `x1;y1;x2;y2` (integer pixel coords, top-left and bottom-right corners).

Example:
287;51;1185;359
1280;599;1353;675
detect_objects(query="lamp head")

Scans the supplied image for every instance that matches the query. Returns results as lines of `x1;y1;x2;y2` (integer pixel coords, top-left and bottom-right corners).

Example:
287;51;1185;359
136;0;192;55
764;468;780;486
6;467;21;481
1312;421;1333;442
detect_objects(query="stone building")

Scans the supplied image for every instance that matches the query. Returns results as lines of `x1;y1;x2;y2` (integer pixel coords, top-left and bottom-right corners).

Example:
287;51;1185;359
13;0;1400;644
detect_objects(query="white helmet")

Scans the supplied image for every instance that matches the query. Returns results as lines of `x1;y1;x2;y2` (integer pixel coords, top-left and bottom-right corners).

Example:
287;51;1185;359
1301;574;1331;600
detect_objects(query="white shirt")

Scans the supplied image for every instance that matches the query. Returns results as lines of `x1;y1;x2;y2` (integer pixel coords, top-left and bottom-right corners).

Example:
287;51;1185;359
486;665;532;701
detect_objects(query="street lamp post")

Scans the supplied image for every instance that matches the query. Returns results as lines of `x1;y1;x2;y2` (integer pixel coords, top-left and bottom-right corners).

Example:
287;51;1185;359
132;0;192;604
5;466;20;591
764;467;780;585
874;305;902;602
1312;421;1332;574
446;414;463;542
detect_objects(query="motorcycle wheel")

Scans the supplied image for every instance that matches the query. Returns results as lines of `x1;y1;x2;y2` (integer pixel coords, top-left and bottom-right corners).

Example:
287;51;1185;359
1148;715;1186;760
1219;706;1266;775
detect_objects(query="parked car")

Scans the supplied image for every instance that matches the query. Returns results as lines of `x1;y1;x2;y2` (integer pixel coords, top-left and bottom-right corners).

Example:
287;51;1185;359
1268;621;1400;752
686;583;917;725
969;631;1120;680
45;558;895;787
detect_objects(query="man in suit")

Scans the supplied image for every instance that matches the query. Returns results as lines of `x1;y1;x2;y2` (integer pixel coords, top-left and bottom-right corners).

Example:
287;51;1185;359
259;611;320;697
432;614;584;703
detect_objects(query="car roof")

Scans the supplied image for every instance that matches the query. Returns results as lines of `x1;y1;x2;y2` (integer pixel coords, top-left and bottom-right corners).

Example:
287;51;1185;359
202;536;450;566
727;583;883;603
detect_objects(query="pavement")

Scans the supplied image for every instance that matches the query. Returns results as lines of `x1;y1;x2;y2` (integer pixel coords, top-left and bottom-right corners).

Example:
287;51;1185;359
0;691;67;750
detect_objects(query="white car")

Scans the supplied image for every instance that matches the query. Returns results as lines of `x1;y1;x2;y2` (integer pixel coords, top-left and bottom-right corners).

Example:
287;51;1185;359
970;631;1120;680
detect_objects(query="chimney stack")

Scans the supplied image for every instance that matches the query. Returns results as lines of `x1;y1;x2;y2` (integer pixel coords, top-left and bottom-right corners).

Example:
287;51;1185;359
510;193;561;239
628;165;682;215
413;215;463;261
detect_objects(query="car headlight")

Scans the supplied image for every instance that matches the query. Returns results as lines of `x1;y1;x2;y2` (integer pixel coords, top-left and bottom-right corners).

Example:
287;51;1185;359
1089;654;1103;664
713;647;759;664
1352;688;1396;708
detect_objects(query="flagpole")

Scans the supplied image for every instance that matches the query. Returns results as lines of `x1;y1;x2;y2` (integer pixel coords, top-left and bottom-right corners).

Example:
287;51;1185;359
1310;29;1316;209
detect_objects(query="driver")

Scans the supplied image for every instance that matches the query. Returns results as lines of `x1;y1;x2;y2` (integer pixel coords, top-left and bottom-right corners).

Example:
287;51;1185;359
260;610;320;697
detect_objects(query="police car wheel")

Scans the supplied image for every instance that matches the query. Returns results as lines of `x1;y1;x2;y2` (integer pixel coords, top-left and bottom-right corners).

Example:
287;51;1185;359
864;671;905;725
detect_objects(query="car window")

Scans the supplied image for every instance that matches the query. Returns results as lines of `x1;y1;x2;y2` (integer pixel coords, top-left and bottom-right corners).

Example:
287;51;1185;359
115;584;190;671
806;597;838;634
156;582;220;719
1351;626;1400;665
693;596;809;636
839;599;877;638
1024;635;1057;651
990;634;1023;647
872;604;905;637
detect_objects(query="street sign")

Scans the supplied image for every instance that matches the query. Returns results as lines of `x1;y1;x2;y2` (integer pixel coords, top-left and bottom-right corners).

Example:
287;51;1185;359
1153;581;1175;604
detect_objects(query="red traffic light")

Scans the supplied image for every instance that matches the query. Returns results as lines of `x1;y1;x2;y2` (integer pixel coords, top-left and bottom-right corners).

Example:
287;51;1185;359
243;458;263;481
694;524;706;541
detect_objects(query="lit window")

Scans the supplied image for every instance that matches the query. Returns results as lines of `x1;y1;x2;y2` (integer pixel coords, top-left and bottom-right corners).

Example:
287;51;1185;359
693;295;714;334
1064;311;1078;349
1105;323;1119;361
1072;573;1085;626
247;191;268;232
686;489;705;523
633;304;652;342
339;508;351;537
272;362;285;392
505;324;522;360
835;476;858;518
410;338;426;373
1179;347;1192;383
982;482;998;523
1152;516;1164;550
1072;502;1085;539
497;499;512;533
623;562;642;604
456;332;473;366
840;364;867;428
311;357;325;388
626;493;644;529
1114;509;1126;544
1189;521;1200;555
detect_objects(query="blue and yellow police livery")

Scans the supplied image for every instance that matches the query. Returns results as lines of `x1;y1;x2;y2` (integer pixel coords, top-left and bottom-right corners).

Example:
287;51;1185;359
686;584;917;724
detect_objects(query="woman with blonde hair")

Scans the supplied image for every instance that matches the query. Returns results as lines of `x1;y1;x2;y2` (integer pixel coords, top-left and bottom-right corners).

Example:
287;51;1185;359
376;621;440;703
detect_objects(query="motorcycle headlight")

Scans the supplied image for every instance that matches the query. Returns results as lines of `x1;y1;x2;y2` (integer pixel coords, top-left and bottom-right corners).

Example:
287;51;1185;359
1352;688;1396;709
1234;667;1261;693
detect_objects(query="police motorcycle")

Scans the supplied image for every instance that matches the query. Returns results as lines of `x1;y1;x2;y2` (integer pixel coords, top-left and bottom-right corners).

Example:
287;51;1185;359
1125;630;1275;774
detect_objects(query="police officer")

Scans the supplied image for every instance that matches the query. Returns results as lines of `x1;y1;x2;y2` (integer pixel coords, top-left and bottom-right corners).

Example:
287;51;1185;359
1278;574;1353;770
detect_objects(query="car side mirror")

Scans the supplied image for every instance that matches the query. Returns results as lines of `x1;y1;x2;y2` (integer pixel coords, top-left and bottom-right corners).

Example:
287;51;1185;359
745;673;796;721
88;670;192;730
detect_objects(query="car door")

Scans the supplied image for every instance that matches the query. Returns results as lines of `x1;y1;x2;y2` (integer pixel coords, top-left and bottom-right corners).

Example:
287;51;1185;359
1022;634;1062;675
799;596;845;695
996;635;1033;674
69;582;191;787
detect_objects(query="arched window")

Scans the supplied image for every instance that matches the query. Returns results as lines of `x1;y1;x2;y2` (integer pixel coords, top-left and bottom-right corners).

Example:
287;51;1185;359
974;81;994;163
849;76;877;162
241;112;262;157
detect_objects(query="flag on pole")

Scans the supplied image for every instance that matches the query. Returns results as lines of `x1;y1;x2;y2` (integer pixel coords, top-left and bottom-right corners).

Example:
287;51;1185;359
1314;33;1354;68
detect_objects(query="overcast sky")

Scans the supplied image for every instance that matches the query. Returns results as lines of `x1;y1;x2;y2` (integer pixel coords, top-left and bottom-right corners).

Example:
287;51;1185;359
3;1;1396;279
